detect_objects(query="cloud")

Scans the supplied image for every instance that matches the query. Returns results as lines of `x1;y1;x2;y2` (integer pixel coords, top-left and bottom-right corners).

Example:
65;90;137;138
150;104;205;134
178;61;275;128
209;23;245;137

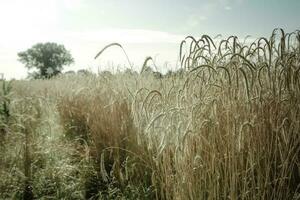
221;0;246;10
224;6;232;10
66;29;184;44
186;15;207;28
62;0;83;10
217;0;245;5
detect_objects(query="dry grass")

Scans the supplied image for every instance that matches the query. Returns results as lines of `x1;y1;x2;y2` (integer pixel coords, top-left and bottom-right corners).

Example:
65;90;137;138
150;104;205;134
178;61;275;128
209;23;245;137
0;29;299;199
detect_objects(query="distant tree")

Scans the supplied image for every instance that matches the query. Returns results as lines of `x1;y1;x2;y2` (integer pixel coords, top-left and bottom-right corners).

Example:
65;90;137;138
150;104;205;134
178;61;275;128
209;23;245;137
124;68;134;75
77;69;94;76
18;42;74;79
99;70;113;77
124;68;138;76
141;66;163;79
64;70;76;75
165;68;185;78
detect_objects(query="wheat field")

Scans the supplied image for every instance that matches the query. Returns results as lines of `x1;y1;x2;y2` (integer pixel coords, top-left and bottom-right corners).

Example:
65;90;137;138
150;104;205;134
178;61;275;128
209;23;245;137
0;29;299;199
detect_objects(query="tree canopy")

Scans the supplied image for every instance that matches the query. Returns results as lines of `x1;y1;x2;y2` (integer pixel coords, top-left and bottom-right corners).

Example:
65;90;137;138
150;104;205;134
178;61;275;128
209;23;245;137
18;42;74;79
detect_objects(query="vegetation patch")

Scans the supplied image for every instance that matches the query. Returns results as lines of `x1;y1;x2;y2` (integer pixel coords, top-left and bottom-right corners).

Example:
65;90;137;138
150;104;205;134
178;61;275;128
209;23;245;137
0;29;299;199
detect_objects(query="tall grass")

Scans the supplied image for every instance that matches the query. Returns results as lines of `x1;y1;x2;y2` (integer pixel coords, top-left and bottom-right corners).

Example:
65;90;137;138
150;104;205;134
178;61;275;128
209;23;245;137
0;29;299;199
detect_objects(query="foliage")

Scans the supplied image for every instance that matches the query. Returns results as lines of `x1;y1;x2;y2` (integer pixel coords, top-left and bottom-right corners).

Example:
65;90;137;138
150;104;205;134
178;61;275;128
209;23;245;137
18;42;74;79
0;80;12;137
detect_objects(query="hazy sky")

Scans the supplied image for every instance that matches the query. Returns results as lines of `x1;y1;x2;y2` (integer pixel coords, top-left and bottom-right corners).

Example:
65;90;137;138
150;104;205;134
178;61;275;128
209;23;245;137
0;0;299;79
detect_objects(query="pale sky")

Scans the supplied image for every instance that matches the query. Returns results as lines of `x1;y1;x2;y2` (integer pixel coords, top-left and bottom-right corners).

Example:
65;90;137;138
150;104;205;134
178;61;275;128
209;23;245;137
0;0;299;79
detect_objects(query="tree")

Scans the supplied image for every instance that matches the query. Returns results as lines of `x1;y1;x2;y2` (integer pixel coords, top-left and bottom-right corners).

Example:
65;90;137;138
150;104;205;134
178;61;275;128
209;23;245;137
18;42;74;79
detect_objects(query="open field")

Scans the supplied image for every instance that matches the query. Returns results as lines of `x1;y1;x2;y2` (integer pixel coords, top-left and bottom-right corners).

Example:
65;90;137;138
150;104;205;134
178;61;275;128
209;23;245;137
0;29;300;199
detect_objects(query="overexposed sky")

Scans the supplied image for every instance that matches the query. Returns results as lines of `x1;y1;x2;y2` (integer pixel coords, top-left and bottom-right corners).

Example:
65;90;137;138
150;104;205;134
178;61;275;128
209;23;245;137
0;0;299;79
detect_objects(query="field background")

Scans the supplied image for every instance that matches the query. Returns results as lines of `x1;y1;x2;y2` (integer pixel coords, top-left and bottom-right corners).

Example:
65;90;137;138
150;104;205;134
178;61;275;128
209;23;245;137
0;29;299;199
